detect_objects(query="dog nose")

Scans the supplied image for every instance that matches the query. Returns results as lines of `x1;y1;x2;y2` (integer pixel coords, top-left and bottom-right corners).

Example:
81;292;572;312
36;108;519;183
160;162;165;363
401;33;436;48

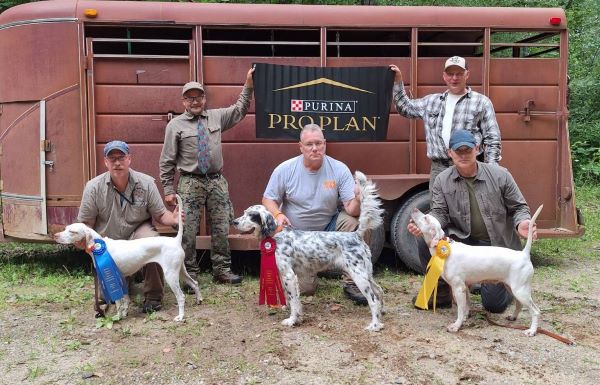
232;219;239;226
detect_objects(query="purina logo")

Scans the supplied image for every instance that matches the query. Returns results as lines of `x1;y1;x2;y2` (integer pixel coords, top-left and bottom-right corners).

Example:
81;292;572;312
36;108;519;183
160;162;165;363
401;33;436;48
290;99;357;113
253;63;394;141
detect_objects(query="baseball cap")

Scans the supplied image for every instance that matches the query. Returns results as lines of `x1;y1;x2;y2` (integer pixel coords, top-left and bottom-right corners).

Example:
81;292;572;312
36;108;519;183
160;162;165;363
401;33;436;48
103;140;129;157
444;56;467;71
182;81;204;96
449;130;476;151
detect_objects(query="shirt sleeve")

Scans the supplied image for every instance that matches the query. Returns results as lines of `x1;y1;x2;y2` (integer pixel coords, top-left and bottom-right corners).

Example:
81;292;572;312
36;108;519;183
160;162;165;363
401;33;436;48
338;164;355;203
76;182;98;226
263;163;286;203
480;98;502;164
214;85;254;132
500;170;530;228
430;176;450;230
146;180;168;219
393;82;428;120
159;121;178;196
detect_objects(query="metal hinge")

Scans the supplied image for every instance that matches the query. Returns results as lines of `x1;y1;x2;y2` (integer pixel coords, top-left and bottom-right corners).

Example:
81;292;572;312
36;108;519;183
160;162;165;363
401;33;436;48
41;140;52;152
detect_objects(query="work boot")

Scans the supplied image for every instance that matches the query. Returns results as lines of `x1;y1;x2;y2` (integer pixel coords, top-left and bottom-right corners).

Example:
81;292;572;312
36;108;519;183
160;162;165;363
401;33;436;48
213;271;242;284
142;299;162;313
343;282;368;306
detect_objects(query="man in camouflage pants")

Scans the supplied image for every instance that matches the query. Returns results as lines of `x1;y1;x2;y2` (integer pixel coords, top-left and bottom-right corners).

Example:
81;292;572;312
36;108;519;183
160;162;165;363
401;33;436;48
159;68;254;284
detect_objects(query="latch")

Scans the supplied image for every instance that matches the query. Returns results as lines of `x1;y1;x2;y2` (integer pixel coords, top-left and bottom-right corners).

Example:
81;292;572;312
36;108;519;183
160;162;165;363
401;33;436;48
43;160;54;172
518;99;535;123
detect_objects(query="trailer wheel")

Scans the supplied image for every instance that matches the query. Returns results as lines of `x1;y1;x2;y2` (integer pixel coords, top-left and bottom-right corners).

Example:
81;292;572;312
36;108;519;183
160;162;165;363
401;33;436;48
368;223;385;265
391;190;430;274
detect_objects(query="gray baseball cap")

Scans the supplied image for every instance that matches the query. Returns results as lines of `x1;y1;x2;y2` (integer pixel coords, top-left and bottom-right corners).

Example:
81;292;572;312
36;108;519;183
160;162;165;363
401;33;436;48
182;81;205;95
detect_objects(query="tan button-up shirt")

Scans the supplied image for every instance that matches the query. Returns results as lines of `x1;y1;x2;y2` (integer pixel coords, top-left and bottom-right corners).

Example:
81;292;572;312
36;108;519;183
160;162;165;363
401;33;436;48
159;86;253;196
431;161;530;250
77;169;167;240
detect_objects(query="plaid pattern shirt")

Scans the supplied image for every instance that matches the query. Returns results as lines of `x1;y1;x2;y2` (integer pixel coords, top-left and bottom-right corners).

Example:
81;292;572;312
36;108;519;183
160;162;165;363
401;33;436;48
393;83;501;163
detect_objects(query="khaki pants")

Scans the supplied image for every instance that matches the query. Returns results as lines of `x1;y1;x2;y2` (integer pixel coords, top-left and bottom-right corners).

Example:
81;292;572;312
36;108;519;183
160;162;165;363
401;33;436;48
128;221;164;302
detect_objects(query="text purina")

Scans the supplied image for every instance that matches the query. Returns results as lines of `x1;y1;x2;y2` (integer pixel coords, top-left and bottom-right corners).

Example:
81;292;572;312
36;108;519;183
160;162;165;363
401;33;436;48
292;100;357;113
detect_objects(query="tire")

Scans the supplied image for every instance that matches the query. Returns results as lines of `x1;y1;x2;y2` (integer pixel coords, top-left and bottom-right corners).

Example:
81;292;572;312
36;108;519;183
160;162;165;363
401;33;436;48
318;223;385;279
390;190;430;274
367;223;385;265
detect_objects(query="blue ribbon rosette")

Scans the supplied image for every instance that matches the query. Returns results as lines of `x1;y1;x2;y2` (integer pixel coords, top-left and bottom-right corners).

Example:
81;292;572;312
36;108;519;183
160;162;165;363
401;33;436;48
91;239;128;303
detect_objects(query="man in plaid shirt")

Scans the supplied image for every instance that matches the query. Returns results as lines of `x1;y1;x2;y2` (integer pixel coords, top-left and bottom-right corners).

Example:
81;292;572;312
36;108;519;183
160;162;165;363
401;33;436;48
389;56;501;191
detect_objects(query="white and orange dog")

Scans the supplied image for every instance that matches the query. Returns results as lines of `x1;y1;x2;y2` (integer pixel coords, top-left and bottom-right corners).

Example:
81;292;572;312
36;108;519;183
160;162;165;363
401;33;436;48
233;171;385;331
410;205;543;336
54;195;202;322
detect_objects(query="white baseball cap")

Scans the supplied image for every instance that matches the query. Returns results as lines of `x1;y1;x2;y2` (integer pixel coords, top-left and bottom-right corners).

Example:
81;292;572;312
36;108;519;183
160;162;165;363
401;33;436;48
444;56;467;70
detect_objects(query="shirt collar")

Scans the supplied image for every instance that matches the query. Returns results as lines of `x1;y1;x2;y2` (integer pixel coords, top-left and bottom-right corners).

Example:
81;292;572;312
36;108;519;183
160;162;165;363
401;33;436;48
441;87;471;100
183;110;208;120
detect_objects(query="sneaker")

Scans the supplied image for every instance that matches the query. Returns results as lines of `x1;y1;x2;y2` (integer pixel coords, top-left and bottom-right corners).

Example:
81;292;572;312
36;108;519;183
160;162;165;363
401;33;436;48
343;283;368;306
412;294;452;310
142;300;162;313
213;271;242;285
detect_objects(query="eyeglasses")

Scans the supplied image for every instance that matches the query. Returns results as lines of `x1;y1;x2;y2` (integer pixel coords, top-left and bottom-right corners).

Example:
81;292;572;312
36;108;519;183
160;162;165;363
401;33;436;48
106;155;128;163
301;141;325;149
183;95;205;103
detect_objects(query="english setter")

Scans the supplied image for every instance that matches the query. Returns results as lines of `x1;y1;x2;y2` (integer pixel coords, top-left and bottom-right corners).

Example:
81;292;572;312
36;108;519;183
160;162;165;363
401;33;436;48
233;171;385;331
410;205;543;335
54;194;202;322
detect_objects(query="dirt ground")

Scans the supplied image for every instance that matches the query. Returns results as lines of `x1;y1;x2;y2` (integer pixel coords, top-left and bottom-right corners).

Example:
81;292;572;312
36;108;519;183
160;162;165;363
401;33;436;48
1;248;599;385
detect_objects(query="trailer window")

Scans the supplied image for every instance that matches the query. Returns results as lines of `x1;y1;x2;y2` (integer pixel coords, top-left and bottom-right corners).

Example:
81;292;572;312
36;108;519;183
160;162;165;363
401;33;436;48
202;28;320;57
417;29;484;58
326;29;410;57
84;26;192;57
490;30;560;58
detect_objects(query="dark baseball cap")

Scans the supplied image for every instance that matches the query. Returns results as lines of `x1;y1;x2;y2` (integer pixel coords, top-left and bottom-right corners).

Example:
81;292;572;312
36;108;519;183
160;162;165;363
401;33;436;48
103;140;129;157
449;130;476;150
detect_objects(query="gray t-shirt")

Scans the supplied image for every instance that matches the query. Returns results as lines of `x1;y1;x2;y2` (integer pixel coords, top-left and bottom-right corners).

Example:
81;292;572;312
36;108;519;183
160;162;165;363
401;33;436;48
263;155;355;231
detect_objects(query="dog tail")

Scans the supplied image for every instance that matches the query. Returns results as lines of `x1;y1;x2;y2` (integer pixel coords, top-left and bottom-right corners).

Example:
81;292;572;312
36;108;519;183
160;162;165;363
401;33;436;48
355;171;384;238
523;204;543;256
175;194;184;244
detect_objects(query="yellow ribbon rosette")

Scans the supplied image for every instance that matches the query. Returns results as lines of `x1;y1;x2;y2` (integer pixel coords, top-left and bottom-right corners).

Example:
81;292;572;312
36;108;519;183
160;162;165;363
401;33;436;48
414;239;451;311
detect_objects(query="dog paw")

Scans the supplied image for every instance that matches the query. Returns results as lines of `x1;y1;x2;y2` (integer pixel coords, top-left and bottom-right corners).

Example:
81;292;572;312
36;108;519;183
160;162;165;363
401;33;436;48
365;322;384;332
523;328;537;337
446;323;461;333
173;315;184;322
281;318;296;327
195;297;203;305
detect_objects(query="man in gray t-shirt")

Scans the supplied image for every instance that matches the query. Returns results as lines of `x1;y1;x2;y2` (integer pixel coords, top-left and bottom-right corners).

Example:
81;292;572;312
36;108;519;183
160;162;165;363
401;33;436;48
262;124;368;306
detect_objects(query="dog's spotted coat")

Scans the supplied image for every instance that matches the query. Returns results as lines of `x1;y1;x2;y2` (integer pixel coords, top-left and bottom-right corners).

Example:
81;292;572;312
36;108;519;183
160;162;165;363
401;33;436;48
233;171;385;331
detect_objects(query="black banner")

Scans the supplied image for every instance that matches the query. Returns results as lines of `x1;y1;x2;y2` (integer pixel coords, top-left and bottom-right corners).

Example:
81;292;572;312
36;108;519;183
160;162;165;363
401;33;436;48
253;63;394;141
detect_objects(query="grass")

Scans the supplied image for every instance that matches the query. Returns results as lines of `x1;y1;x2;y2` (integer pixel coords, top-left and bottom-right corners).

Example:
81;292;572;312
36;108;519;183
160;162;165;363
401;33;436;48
0;185;597;312
533;184;600;263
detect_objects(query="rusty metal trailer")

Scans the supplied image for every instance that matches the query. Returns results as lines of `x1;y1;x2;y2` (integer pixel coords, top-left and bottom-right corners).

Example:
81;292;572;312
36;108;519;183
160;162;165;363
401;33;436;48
0;1;583;271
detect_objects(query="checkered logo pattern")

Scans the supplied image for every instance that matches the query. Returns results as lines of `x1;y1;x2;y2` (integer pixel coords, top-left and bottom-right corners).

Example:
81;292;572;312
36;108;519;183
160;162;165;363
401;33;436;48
290;99;303;112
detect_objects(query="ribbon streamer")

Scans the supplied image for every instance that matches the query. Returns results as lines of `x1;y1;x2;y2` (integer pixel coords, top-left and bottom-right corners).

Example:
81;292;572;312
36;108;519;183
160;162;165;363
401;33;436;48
91;239;128;303
414;239;451;311
259;237;286;307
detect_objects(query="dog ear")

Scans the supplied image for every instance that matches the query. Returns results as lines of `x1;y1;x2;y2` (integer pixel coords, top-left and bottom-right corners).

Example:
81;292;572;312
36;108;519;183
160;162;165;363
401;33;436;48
261;211;277;236
83;227;96;251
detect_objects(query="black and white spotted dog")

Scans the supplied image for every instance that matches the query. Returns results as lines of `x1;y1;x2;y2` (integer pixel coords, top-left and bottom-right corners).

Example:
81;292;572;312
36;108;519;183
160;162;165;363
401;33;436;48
233;171;385;331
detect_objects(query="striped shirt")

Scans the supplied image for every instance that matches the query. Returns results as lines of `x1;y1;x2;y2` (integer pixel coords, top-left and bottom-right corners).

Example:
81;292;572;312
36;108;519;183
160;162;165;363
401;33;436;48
393;83;501;163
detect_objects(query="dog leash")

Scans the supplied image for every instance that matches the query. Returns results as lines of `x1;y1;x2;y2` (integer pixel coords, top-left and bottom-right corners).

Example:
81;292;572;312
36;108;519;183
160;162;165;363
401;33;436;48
483;312;575;345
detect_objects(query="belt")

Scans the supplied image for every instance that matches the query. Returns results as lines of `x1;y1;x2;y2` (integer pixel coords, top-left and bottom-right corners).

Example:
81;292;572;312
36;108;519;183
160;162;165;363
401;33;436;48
181;172;221;180
431;159;453;167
